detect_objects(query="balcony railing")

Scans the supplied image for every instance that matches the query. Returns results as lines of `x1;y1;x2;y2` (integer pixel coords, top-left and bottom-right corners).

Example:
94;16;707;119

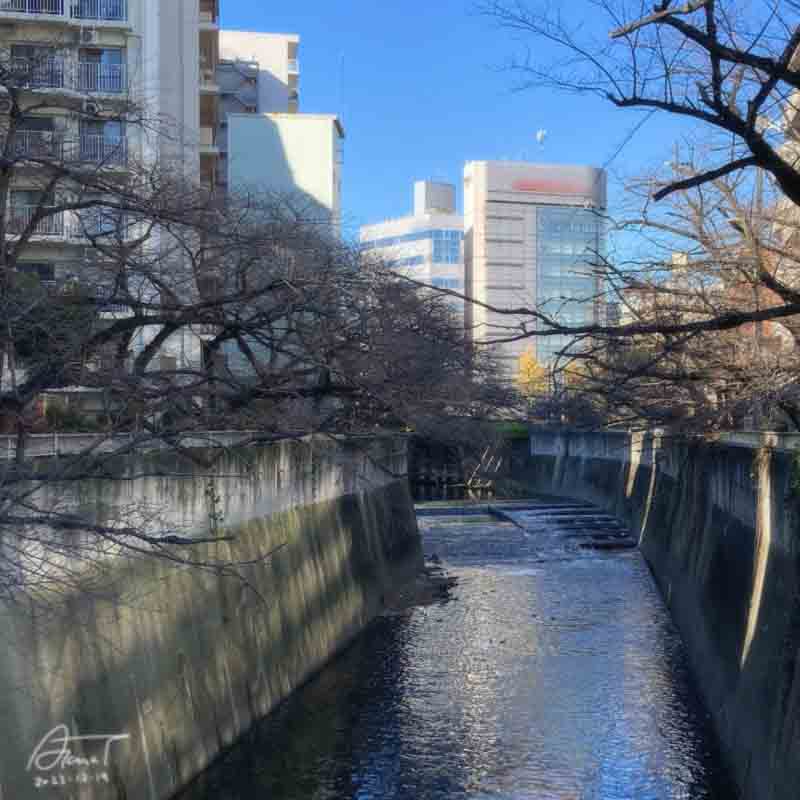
9;58;127;94
7;206;64;237
11;57;66;89
1;0;128;20
78;62;127;93
70;0;127;21
79;133;127;165
11;130;64;159
0;0;64;15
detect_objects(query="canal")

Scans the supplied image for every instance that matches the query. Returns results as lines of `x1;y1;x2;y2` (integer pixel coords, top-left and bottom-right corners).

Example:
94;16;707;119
179;498;736;799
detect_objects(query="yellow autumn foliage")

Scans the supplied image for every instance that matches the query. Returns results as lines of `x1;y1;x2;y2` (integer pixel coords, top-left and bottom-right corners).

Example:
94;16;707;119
517;349;548;397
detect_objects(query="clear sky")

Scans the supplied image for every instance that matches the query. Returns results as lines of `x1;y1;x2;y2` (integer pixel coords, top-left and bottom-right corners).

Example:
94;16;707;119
221;1;695;243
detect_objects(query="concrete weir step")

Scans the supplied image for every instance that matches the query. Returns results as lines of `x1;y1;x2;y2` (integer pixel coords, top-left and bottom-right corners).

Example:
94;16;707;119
486;504;638;550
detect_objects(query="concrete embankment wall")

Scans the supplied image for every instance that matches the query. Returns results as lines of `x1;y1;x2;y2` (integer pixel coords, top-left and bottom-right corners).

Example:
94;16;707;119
507;430;800;800
0;436;422;800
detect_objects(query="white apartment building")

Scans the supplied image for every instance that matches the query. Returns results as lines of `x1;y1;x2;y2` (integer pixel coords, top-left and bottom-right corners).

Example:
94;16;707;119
0;0;219;384
216;30;344;232
463;161;607;375
0;0;218;278
215;30;299;193
360;181;465;311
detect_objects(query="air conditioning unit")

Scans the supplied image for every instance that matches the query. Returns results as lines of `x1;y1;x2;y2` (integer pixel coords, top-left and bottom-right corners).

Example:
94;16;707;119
81;28;99;45
0;98;12;114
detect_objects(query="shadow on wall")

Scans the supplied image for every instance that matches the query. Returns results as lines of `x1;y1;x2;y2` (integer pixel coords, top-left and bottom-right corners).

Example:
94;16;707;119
226;114;331;227
0;439;421;800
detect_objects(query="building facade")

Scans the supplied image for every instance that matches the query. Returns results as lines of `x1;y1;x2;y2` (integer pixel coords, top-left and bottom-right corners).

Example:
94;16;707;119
463;161;607;374
227;112;343;230
0;0;216;278
360;181;465;310
215;30;299;193
0;0;220;385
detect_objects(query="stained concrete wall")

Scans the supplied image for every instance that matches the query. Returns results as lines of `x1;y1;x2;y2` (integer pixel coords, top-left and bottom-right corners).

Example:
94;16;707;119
0;436;421;800
508;429;800;800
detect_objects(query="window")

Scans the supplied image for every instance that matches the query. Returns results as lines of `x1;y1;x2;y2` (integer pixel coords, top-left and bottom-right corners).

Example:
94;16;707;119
362;229;463;251
78;196;126;239
388;256;425;269
430;278;462;290
536;206;604;363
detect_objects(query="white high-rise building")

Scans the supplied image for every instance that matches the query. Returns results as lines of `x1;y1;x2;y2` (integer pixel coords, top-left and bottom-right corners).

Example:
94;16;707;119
360;181;465;310
463;161;607;374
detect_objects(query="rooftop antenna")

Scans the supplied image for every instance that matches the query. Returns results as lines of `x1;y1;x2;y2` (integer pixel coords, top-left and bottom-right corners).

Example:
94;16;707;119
337;52;345;124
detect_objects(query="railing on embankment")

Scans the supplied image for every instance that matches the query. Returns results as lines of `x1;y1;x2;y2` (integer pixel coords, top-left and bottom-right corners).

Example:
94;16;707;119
0;430;259;459
513;427;800;800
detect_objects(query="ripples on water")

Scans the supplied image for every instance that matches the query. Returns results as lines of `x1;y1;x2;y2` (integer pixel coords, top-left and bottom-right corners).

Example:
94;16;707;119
180;498;735;800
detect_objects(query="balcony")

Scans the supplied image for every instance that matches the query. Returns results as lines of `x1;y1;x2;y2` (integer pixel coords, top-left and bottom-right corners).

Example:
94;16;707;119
0;0;63;15
0;0;128;22
11;56;66;89
71;0;127;22
7;206;65;237
78;62;127;94
79;133;127;166
11;130;64;160
288;58;299;75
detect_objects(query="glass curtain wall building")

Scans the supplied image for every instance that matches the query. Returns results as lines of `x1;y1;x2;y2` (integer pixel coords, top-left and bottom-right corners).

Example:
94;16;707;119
463;161;607;376
536;207;605;364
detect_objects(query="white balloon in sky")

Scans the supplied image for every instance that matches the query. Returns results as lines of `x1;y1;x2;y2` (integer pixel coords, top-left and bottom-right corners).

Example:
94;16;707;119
536;129;548;145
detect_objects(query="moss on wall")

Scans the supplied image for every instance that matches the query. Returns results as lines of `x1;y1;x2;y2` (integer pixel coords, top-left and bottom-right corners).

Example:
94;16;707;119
0;439;421;800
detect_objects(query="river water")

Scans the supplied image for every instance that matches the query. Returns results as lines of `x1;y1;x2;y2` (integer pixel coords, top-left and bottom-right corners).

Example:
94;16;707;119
180;498;735;800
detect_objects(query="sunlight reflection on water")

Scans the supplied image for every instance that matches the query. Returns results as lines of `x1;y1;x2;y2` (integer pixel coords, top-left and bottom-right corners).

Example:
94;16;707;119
180;499;734;800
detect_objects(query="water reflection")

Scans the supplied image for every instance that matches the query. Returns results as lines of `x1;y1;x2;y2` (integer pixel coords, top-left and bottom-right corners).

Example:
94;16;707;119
179;500;734;800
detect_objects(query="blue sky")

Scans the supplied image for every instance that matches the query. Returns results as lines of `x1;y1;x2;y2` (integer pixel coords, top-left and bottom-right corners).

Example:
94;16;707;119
222;1;694;242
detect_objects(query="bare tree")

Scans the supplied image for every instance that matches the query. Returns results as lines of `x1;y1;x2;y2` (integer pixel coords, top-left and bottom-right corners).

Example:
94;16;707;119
454;2;800;429
0;46;511;606
515;157;800;430
480;0;800;202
